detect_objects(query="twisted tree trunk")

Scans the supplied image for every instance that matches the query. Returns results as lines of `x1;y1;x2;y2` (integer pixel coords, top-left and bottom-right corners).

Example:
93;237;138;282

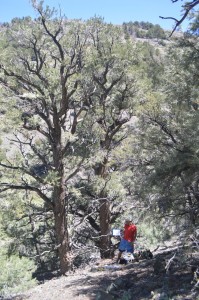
53;183;70;274
99;197;111;258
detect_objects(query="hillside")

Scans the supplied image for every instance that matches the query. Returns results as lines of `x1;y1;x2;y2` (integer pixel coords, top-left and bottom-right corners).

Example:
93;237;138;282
6;242;199;300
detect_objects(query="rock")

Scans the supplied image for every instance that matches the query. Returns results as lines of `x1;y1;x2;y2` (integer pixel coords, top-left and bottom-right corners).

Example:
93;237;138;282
153;257;166;275
114;278;126;287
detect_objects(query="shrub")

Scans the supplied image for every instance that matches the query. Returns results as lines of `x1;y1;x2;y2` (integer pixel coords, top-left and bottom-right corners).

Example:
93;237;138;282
0;251;37;298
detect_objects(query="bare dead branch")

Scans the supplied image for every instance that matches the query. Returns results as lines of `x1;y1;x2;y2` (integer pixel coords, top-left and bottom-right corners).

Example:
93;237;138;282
165;252;177;273
160;0;199;37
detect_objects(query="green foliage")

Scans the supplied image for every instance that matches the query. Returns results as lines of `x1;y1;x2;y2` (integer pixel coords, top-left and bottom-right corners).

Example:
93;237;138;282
0;0;198;275
122;21;166;39
188;11;199;35
0;248;37;297
138;221;171;249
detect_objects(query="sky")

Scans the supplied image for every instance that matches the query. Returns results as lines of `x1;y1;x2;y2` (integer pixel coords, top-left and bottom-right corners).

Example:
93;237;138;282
0;0;189;31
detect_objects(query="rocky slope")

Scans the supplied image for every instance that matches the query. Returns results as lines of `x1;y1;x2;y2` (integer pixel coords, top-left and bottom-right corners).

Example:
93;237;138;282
6;245;199;300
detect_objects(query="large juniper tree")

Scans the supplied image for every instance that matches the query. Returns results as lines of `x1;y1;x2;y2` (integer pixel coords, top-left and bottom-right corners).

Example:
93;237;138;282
0;1;146;271
0;5;88;273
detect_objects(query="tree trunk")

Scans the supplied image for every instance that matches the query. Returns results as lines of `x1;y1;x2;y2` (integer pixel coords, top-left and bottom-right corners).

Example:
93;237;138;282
53;181;70;274
99;197;111;258
96;158;112;258
52;122;70;274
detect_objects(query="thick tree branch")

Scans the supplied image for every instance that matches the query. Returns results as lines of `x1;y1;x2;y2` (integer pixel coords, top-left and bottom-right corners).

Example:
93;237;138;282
0;183;53;207
0;162;46;184
0;65;45;96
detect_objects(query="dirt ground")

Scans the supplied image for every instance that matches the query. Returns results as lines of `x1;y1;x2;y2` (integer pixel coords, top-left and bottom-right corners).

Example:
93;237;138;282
8;249;199;300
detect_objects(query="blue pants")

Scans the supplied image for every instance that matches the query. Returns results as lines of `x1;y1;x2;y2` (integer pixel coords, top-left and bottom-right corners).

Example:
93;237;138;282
118;239;134;253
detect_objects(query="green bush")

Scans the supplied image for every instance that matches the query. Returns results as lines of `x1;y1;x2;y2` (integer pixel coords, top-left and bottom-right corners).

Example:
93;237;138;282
0;251;37;297
137;221;171;250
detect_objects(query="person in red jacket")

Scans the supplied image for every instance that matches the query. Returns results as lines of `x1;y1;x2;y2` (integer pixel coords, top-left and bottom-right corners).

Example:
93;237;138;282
117;219;137;262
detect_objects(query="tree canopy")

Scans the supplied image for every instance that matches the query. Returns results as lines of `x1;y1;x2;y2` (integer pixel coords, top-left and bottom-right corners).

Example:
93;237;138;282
0;0;198;293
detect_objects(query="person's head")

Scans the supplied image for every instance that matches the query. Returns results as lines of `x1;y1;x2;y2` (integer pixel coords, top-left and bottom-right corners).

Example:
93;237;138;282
125;219;132;226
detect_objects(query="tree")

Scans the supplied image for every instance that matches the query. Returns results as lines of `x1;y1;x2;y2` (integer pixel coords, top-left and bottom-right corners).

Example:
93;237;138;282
0;1;148;271
129;34;199;233
86;21;142;257
0;2;95;273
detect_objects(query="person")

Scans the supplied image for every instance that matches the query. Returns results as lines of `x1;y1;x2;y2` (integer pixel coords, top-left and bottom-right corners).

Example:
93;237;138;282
117;219;137;263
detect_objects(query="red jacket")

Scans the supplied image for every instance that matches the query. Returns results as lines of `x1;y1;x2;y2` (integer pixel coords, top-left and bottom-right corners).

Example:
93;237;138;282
124;224;137;242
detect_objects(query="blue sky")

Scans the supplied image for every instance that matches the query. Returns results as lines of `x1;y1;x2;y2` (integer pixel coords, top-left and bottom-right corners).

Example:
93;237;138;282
0;0;189;30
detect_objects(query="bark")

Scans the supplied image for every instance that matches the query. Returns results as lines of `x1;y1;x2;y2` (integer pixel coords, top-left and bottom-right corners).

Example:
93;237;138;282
96;118;129;258
96;158;112;258
53;183;70;274
99;197;111;258
52;119;70;274
180;175;197;227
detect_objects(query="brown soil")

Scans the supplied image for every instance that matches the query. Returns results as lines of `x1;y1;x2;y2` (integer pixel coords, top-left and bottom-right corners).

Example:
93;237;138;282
8;250;199;300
